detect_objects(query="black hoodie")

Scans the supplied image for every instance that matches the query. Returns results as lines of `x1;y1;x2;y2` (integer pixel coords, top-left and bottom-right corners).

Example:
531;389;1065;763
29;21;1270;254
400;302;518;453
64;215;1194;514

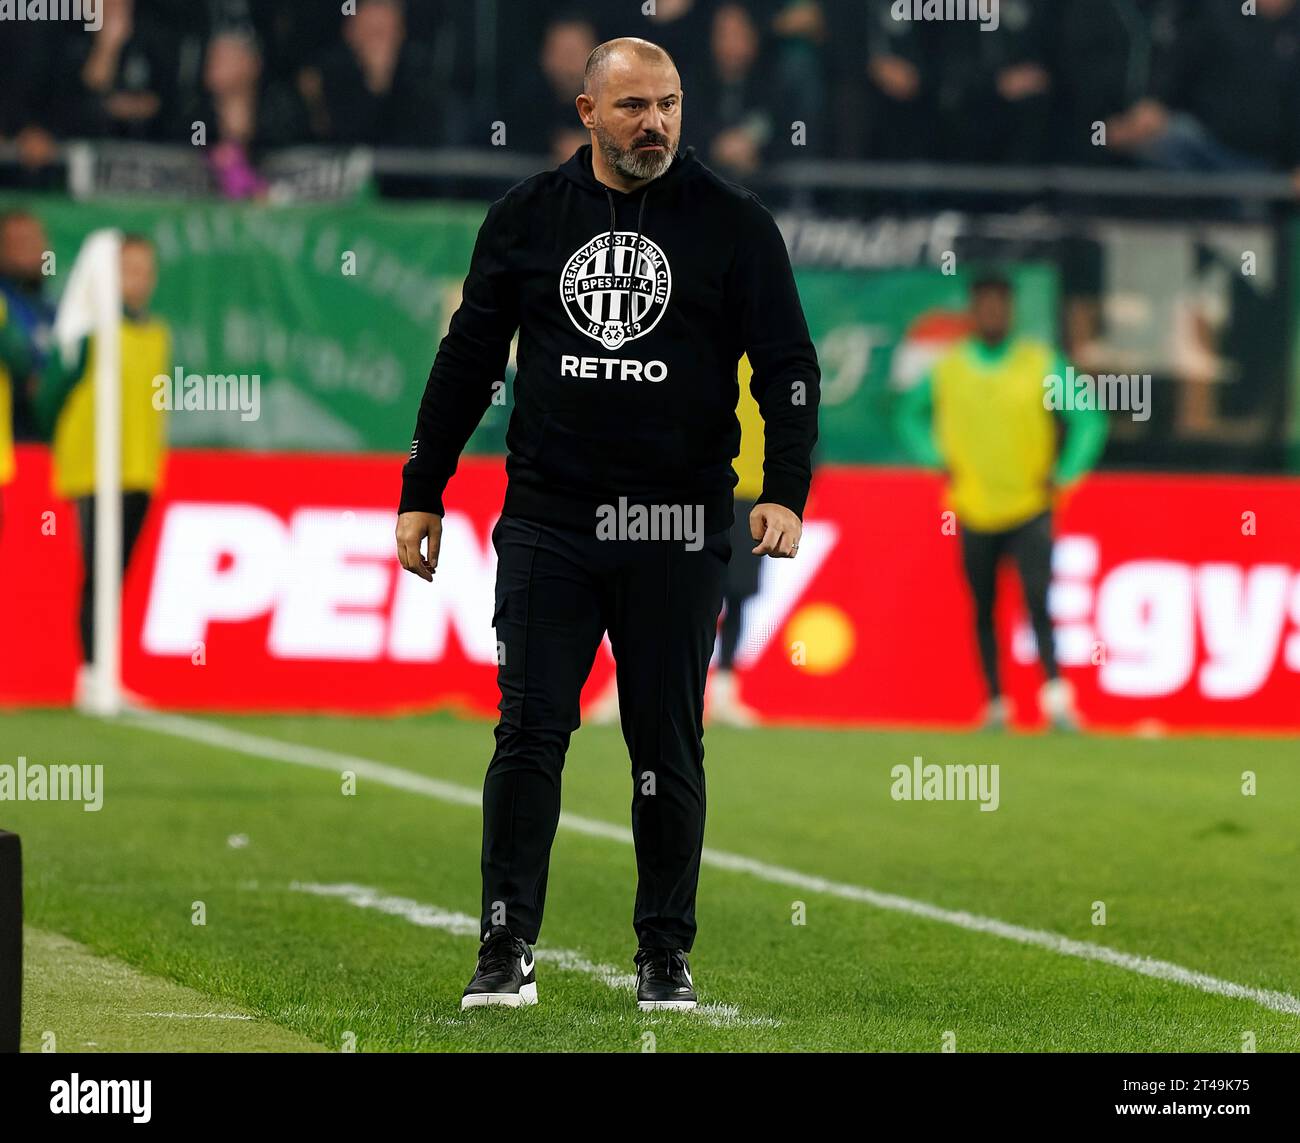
399;143;820;535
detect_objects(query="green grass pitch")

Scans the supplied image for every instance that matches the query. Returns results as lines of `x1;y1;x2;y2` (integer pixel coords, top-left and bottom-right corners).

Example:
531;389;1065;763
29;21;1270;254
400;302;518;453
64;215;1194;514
2;709;1298;1052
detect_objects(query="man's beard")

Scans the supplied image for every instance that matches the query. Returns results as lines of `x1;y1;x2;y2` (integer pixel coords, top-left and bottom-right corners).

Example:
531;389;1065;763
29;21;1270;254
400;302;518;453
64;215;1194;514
593;120;677;181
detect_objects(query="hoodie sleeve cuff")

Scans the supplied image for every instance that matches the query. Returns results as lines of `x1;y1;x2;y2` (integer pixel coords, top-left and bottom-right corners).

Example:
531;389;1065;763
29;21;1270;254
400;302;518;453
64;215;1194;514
757;477;809;520
398;475;446;517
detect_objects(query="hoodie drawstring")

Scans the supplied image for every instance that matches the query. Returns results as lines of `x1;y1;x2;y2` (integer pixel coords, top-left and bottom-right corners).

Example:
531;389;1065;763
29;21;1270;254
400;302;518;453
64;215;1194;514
629;190;649;332
604;185;650;334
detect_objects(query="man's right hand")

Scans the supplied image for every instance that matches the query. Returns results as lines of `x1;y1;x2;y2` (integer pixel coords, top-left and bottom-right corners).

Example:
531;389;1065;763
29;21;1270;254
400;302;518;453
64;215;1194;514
396;511;442;581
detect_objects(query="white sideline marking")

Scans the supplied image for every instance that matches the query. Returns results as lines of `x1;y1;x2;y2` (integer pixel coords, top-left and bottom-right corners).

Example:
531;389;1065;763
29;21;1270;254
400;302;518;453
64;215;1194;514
139;1011;255;1021
290;881;779;1028
126;711;1300;1018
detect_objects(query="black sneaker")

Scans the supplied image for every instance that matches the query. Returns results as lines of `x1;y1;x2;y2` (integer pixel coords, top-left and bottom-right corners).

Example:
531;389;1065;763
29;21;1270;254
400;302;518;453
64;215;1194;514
461;928;537;1009
634;947;696;1011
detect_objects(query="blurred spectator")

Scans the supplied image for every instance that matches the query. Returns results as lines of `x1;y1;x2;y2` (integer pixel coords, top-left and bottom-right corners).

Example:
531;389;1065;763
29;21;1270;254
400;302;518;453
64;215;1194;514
299;0;447;147
195;28;307;198
1107;0;1300;177
708;353;768;727
641;0;715;98
864;0;944;160
587;347;773;731
35;235;170;704
0;210;55;443
407;0;478;143
932;0;1055;163
304;0;445;147
1054;0;1180;165
0;213;47;517
763;0;829;157
549;128;593;168
239;0;343;83
0;21;62;176
0;290;24;524
6;0;1300;182
508;14;598;155
694;2;773;177
62;0;177;141
818;0;869;159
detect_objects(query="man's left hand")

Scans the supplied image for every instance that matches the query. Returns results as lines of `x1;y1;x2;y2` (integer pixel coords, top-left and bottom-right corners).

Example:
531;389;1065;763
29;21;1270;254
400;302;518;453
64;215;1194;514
750;502;802;558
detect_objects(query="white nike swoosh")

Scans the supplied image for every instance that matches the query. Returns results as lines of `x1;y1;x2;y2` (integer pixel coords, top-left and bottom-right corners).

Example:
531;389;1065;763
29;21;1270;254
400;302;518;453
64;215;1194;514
520;954;535;976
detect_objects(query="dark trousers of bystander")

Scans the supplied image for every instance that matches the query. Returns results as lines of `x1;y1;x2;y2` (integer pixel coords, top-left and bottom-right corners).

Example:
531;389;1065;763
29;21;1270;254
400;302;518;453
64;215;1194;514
76;492;151;665
959;509;1058;700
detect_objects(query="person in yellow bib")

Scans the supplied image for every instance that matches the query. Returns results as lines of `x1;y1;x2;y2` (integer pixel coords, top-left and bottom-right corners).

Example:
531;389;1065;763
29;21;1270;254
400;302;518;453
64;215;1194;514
895;272;1107;730
707;352;767;727
35;234;170;682
0;291;37;533
589;352;775;728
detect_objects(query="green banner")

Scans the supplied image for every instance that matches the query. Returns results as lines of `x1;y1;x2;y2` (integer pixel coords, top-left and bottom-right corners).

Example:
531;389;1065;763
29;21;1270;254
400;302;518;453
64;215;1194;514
1;194;1055;464
797;264;1057;466
3;194;495;455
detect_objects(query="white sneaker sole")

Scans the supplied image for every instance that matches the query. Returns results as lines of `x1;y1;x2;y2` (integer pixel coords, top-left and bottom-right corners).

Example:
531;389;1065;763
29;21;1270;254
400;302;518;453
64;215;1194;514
637;998;697;1011
461;981;538;1009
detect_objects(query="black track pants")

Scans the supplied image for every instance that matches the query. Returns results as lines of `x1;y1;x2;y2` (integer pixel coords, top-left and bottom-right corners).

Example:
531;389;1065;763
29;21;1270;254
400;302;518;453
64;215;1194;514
959;509;1058;699
481;512;730;951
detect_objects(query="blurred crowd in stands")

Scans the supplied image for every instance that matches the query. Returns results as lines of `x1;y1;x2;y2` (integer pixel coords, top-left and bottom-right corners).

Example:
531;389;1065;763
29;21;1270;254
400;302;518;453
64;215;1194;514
2;0;1299;189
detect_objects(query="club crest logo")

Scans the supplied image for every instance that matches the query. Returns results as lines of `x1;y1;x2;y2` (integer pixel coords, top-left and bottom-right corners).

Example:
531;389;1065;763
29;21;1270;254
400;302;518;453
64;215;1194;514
560;231;672;350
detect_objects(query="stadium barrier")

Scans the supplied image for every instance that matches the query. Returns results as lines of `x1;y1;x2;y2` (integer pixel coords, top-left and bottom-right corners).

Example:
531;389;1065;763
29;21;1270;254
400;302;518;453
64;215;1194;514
4;445;1300;733
6;139;1299;202
2;184;1296;474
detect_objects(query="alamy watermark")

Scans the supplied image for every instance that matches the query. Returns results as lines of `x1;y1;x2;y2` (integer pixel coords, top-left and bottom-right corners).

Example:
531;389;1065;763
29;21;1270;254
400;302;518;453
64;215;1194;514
153;369;260;421
891;0;999;32
1;756;104;812
50;1074;150;1123
891;755;1000;812
1043;367;1151;422
595;497;703;551
0;0;101;31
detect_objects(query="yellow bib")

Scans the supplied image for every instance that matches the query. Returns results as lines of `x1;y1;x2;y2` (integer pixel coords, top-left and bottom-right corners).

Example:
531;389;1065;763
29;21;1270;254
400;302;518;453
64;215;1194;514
733;355;765;501
52;318;170;500
933;338;1056;532
0;367;13;486
0;293;15;486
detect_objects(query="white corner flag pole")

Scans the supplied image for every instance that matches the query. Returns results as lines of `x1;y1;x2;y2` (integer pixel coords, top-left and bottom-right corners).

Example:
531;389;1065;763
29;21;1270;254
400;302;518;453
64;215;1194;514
56;230;123;716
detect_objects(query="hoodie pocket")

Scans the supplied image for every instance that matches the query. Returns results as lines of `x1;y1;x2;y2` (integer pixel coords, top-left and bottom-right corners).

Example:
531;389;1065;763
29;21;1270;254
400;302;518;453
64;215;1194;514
536;410;691;490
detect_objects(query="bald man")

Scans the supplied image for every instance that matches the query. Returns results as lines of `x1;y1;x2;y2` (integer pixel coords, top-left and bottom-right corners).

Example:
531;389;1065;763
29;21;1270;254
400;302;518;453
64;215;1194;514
396;38;820;1012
